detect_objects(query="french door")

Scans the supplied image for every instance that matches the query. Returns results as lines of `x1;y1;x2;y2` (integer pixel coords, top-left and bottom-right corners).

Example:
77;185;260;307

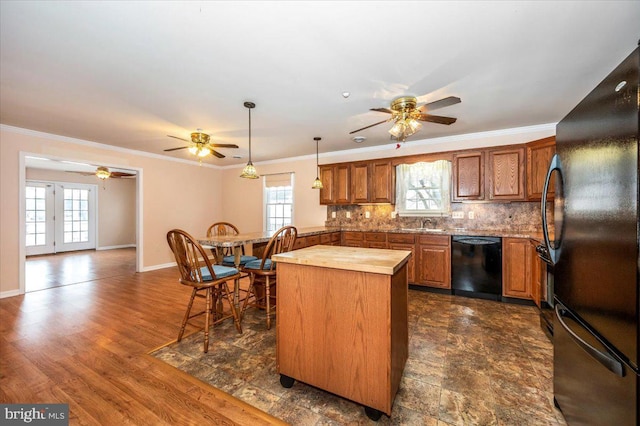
25;181;96;255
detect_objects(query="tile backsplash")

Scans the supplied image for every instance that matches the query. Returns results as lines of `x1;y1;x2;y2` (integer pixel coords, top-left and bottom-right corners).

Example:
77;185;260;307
325;202;553;232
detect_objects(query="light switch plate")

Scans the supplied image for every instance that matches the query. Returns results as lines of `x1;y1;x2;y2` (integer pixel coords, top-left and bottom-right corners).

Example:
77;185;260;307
365;211;371;219
452;211;464;219
468;211;475;219
331;212;336;218
346;211;351;219
391;211;397;219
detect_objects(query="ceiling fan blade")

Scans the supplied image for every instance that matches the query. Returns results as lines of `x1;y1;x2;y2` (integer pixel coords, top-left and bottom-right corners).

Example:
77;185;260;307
349;119;391;134
418;114;457;125
109;171;136;178
370;108;393;114
167;135;191;142
418;96;461;112
209;143;239;148
164;146;189;152
211;150;225;159
66;171;96;176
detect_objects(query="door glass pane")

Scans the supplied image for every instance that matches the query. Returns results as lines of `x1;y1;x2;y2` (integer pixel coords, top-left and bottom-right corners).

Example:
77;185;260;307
25;185;47;247
63;188;90;244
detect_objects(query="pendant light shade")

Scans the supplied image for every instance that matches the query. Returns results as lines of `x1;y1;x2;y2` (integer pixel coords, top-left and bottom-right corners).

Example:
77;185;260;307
240;101;259;179
312;137;323;189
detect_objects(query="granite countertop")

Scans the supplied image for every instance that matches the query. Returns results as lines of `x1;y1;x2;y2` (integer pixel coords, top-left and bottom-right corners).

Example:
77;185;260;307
295;226;545;241
272;245;411;275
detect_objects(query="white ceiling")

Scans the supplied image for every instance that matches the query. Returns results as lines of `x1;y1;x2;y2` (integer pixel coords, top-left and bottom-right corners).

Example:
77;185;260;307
2;1;639;167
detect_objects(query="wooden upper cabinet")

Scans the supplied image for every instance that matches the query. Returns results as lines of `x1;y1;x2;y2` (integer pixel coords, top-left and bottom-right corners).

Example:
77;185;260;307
487;147;526;201
371;160;395;204
319;165;334;205
334;164;351;204
351;162;370;203
452;151;484;201
526;136;556;201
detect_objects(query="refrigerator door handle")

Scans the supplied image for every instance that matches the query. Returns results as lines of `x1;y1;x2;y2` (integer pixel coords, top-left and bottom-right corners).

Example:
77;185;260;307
555;304;625;377
541;153;561;264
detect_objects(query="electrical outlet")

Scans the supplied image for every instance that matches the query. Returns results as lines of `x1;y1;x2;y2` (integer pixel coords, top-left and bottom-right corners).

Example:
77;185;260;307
365;211;371;219
391;211;397;219
452;211;464;219
346;211;351;219
468;211;475;219
331;212;336;218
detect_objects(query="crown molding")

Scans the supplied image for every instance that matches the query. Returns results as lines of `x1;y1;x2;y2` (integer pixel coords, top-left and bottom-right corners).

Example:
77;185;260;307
0;124;221;170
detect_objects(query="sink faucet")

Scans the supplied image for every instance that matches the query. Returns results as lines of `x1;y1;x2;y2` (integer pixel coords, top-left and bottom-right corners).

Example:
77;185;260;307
421;218;433;228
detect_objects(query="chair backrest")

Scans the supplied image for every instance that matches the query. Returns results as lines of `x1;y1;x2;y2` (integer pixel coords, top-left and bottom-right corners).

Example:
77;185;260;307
167;229;217;284
206;222;240;238
259;226;298;270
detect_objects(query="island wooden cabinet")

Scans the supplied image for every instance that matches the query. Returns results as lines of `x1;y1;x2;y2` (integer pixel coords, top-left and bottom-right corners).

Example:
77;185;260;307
502;237;532;299
487;147;526;201
526;136;556;201
452;151;485;201
416;235;451;289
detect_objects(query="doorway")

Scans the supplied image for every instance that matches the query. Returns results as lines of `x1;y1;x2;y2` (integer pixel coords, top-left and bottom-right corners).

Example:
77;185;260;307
20;152;143;294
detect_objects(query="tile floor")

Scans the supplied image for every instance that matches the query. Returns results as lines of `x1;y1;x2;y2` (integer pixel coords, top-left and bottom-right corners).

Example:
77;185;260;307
151;290;567;425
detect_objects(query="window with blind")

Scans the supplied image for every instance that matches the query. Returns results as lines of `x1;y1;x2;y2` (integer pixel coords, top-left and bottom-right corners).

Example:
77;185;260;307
264;173;294;233
395;160;452;216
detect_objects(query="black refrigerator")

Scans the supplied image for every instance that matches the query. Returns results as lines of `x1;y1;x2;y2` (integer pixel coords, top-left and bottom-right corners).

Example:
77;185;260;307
541;44;639;425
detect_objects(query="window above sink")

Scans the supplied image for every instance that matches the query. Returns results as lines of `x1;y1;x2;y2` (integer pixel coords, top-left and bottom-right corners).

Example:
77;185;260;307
395;160;452;217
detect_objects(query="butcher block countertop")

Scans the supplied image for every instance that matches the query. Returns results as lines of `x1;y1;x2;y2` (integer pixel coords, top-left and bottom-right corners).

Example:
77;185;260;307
272;244;411;275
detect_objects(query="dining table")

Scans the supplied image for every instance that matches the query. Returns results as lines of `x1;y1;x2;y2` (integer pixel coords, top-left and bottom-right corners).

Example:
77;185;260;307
198;226;336;306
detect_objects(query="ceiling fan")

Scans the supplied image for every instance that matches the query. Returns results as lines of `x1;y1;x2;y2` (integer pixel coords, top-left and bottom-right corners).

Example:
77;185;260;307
67;166;135;180
350;95;461;141
165;129;239;158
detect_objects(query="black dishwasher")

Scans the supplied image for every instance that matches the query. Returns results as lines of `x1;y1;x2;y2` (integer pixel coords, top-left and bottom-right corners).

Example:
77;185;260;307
451;236;502;301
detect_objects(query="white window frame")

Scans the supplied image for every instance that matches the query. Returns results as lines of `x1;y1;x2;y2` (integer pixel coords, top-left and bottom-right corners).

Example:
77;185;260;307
395;160;452;217
263;173;294;233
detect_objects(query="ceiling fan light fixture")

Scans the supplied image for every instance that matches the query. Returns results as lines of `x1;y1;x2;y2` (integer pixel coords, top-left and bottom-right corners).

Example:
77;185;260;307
95;166;111;180
240;101;259;179
312;136;323;189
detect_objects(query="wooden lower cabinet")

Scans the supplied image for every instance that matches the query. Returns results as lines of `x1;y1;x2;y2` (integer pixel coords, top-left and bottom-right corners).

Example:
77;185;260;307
388;233;416;284
320;231;341;246
530;239;546;307
342;231;364;247
502;238;532;299
364;232;387;249
416;235;451;289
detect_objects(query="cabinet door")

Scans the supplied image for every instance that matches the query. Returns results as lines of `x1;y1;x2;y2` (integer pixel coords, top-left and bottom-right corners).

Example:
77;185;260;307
335;164;351;204
351;162;370;203
319;166;334;205
417;245;451;288
529;240;543;308
452;151;484;201
503;238;531;299
389;242;416;284
526;137;556;201
342;231;363;247
371;160;395;204
488;147;525;200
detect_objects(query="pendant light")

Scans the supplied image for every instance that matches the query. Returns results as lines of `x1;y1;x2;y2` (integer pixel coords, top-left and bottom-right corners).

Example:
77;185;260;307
240;101;259;179
311;137;323;189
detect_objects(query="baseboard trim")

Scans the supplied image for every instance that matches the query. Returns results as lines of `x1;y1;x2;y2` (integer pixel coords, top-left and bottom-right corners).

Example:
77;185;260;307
0;289;22;299
96;244;137;251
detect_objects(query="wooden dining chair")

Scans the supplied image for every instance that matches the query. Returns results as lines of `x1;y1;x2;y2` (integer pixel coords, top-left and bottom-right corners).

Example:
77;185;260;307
206;222;258;267
166;229;243;353
240;225;297;329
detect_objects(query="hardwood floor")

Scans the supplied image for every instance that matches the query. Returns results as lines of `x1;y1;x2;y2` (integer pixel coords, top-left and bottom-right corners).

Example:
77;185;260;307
1;254;286;425
26;248;137;292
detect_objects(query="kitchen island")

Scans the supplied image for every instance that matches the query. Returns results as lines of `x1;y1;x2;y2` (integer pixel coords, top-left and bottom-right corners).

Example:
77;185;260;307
272;245;411;420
